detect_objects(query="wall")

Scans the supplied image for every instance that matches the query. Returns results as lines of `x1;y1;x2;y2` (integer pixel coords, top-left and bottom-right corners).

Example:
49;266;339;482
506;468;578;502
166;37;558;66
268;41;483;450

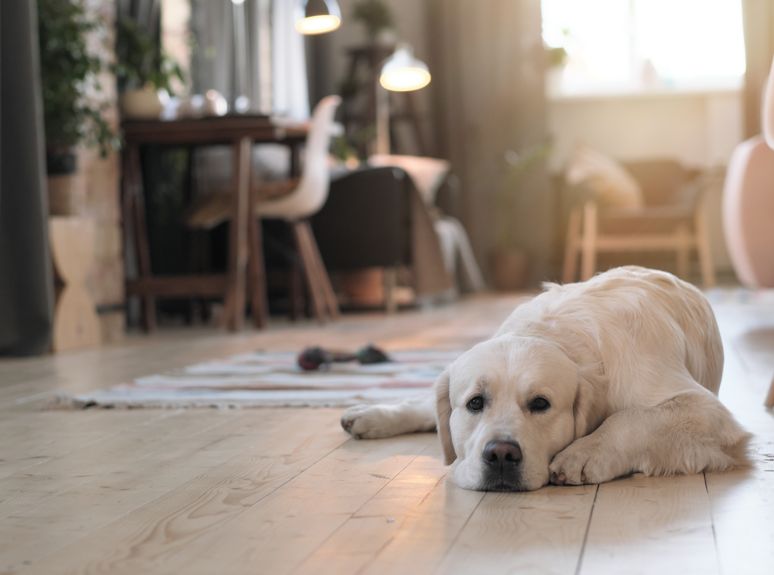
48;0;124;342
548;88;745;274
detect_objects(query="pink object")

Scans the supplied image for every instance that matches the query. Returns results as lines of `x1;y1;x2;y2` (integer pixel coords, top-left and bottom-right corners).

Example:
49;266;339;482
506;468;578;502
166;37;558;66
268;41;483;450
723;136;774;287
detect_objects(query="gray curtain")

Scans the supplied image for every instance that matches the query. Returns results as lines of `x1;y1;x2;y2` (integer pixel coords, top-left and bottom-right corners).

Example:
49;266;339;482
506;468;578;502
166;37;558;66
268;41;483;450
0;0;55;355
742;0;774;138
427;0;553;284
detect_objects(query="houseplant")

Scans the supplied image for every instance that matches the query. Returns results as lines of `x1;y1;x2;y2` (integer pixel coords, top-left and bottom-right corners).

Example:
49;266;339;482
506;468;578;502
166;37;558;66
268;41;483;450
114;18;184;118
38;0;117;175
491;142;552;290
352;0;395;45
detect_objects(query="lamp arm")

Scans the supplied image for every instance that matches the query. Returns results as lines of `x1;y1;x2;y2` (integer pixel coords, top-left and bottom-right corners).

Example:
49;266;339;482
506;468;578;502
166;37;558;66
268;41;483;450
375;81;391;155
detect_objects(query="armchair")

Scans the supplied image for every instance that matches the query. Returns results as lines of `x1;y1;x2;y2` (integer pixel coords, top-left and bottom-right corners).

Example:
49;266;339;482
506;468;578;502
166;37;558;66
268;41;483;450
562;158;715;286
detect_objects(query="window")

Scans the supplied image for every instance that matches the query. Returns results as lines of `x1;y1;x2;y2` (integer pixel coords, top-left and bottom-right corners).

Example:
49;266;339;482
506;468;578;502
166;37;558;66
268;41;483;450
541;0;746;96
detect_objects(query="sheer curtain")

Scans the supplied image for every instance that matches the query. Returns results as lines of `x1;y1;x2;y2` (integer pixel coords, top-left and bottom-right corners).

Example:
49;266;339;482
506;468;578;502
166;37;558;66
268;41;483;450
190;0;310;187
191;0;309;118
271;0;309;120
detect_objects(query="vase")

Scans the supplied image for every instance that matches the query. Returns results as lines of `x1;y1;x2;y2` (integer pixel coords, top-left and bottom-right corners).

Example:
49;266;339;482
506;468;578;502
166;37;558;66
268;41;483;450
120;85;166;119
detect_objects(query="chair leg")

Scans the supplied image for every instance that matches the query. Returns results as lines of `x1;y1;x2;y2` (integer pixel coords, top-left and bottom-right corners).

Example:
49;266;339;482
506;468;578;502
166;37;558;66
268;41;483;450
247;215;268;329
695;207;716;288
124;145;157;331
766;373;774;408
580;202;597;281
563;207;581;283
295;220;340;319
676;225;690;279
288;264;304;321
291;221;327;322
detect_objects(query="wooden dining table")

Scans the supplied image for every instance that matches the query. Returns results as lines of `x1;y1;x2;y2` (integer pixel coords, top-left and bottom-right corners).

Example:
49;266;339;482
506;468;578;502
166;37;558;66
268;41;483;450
121;114;307;332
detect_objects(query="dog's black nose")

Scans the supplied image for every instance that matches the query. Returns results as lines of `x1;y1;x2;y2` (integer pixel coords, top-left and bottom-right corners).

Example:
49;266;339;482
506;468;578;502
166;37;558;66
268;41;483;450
482;440;523;466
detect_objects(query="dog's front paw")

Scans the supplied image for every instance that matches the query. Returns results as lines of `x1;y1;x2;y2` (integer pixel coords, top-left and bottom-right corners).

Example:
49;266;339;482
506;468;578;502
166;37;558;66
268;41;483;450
340;404;400;439
549;437;623;486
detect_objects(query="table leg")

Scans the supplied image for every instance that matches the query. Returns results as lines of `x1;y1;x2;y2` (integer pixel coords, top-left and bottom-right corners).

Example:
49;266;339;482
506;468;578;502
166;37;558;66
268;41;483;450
247;196;268;329
124;144;157;331
289;142;301;177
225;137;252;331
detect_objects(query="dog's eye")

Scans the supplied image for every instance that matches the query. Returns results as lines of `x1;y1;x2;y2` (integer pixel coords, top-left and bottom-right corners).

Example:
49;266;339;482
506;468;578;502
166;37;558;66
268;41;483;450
466;395;485;413
528;396;551;413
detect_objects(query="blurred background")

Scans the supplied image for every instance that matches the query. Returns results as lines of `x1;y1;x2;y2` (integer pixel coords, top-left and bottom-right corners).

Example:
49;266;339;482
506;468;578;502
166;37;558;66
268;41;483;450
3;0;774;356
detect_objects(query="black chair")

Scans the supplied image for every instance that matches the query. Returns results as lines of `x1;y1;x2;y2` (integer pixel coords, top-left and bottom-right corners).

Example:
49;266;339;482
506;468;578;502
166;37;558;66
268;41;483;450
312;166;453;311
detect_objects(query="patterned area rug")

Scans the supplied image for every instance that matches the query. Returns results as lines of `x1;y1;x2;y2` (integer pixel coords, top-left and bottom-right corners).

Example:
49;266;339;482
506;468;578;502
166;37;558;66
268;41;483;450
65;349;461;409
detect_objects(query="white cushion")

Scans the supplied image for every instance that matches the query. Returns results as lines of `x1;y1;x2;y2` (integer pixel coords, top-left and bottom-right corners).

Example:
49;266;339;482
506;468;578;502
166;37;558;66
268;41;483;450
368;154;450;205
565;145;644;209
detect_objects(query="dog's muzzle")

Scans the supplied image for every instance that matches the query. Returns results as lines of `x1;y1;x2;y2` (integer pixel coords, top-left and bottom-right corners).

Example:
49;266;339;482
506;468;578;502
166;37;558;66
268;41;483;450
479;439;525;491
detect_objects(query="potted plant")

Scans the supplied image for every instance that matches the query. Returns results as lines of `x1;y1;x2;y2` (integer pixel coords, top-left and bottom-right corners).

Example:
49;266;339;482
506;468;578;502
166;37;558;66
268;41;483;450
114;18;184;118
544;29;569;95
352;0;396;45
38;0;117;175
491;142;552;291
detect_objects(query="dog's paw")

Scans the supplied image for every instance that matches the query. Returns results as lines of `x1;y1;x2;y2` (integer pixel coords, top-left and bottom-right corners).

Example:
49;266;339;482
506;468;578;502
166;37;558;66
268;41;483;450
340;404;402;439
549;436;623;486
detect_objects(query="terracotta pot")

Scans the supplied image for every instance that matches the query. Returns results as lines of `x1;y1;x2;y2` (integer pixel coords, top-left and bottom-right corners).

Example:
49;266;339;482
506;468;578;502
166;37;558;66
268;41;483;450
47;171;87;216
120;85;166;119
490;249;529;291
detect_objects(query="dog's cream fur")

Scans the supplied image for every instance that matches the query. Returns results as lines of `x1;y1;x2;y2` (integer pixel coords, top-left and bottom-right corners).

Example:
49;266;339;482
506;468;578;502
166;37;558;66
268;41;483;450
341;267;750;491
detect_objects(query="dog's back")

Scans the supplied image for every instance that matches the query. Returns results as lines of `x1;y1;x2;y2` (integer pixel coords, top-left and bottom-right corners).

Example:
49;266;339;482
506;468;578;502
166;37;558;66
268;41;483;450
496;266;723;398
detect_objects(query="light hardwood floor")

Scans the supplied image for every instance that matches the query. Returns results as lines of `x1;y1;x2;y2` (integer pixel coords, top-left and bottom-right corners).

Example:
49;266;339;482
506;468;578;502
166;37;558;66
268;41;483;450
0;293;773;575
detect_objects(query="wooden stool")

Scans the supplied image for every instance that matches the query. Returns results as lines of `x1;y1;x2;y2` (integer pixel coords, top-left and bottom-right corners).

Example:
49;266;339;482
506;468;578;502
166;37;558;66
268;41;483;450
49;217;101;352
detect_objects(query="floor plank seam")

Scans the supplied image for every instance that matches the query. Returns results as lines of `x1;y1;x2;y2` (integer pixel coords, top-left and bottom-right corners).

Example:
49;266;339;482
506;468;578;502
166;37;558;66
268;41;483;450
574;484;599;575
0;409;178;484
359;469;450;573
292;441;433;574
13;417;350;574
431;491;486;575
0;412;246;566
703;472;722;575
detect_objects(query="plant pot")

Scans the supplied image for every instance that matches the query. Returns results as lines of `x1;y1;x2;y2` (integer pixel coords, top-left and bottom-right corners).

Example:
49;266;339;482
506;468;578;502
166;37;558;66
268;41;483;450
46;146;77;176
490;248;529;291
47;171;87;216
120;85;166;119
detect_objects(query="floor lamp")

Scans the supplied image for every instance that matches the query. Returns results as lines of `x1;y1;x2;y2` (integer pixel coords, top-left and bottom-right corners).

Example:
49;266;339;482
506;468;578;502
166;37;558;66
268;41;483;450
376;44;432;155
295;0;341;35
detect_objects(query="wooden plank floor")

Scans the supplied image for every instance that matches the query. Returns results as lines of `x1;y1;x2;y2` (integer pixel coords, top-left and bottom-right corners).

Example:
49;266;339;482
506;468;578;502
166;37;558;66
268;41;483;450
0;293;773;575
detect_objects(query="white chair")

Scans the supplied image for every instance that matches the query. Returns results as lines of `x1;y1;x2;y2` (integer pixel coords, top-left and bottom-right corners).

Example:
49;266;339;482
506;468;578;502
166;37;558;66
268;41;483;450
187;95;342;323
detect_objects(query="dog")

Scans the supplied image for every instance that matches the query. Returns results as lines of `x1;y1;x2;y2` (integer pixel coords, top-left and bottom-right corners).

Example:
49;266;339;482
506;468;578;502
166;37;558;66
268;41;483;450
341;266;750;491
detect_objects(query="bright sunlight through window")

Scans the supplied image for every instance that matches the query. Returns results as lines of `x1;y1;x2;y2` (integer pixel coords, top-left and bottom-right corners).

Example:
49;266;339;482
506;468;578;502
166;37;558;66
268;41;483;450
542;0;746;96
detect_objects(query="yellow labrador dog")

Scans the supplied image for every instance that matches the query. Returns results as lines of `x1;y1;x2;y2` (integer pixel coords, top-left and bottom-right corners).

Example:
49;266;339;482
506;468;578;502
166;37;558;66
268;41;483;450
341;266;749;491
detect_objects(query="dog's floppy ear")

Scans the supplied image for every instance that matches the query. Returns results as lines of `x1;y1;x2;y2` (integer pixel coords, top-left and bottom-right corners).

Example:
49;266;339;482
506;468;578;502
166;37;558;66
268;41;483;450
573;366;605;439
435;370;457;465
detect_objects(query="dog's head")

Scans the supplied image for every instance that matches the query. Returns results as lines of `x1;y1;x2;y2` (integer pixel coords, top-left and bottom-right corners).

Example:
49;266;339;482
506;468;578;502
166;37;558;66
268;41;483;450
435;334;602;491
